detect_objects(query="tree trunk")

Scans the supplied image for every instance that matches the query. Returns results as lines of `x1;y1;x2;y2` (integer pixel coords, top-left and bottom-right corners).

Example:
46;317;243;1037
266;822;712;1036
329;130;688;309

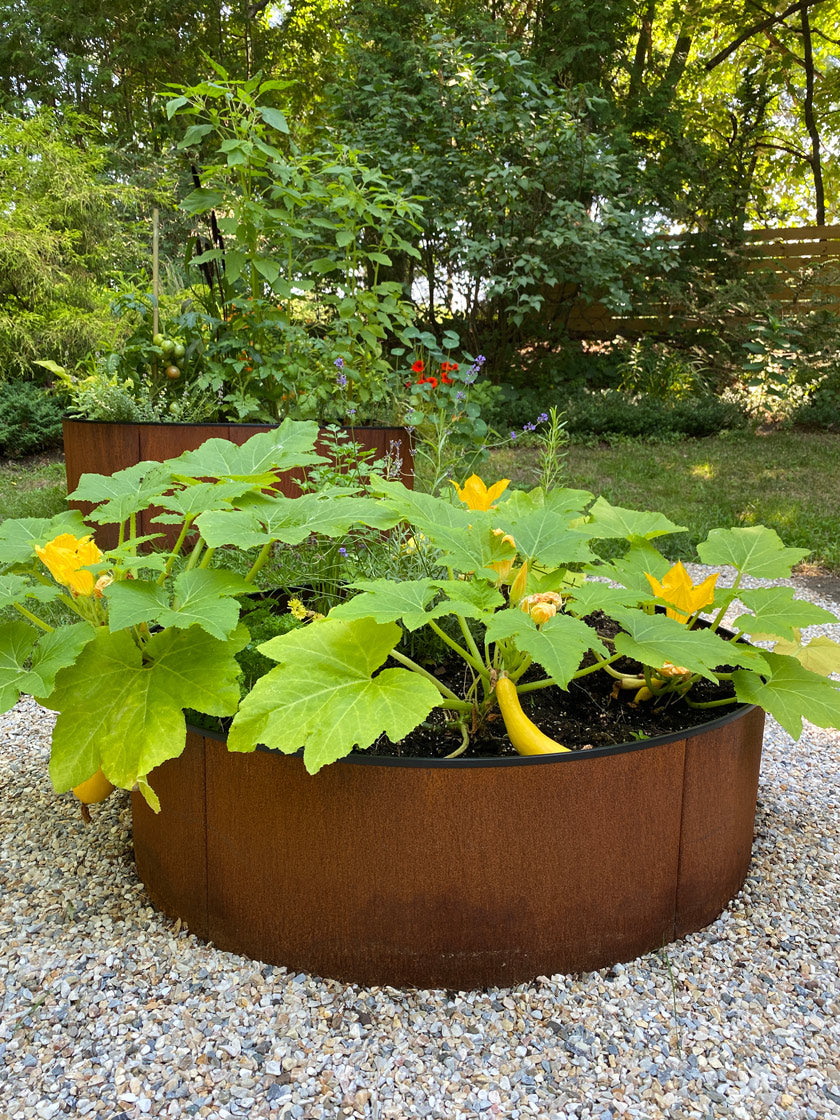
801;4;826;225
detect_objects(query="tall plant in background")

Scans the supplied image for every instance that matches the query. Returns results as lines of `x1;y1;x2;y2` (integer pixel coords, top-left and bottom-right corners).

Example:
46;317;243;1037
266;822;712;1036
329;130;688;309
165;65;424;423
330;6;662;363
0;111;150;380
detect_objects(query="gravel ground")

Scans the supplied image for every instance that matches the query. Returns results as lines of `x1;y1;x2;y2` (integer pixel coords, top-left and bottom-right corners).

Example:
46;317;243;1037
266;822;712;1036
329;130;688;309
1;570;839;1120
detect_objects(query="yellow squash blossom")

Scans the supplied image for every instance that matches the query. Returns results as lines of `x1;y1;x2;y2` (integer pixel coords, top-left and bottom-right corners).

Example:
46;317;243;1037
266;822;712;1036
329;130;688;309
489;529;517;581
451;474;510;511
645;561;718;623
35;533;102;597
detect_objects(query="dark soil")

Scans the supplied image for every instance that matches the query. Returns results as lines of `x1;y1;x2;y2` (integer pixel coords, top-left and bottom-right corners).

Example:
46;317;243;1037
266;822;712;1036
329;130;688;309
190;610;744;760
365;641;740;761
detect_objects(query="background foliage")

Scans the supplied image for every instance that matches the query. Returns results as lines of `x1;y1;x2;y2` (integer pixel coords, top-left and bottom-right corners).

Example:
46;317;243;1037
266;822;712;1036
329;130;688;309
0;0;839;436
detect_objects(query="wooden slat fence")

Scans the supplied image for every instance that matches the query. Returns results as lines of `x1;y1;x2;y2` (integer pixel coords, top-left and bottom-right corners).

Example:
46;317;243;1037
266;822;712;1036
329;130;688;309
562;225;840;337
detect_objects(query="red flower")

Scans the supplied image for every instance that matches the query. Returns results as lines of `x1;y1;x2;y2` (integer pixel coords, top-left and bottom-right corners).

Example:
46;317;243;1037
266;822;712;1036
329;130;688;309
440;361;459;373
412;360;425;373
425;376;439;388
441;373;454;385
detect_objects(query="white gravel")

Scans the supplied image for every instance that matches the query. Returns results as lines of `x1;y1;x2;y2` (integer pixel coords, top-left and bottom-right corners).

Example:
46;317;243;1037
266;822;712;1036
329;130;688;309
1;570;839;1120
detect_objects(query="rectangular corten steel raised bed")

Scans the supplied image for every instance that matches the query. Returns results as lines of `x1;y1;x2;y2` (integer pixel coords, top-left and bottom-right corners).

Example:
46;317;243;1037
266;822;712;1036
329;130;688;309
63;419;414;549
131;703;765;990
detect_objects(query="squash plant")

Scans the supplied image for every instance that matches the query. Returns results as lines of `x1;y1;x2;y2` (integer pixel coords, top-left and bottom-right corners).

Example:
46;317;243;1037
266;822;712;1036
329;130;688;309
0;422;838;812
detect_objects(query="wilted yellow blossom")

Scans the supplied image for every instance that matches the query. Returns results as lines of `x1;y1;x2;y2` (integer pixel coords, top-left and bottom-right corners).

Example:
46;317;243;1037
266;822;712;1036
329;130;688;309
659;661;691;678
94;574;113;599
520;591;562;625
645;561;718;623
35;533;102;597
450;474;510;511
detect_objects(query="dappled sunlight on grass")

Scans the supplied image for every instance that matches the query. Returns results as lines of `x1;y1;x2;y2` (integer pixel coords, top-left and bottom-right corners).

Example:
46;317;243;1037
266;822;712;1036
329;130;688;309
490;431;840;572
690;462;715;480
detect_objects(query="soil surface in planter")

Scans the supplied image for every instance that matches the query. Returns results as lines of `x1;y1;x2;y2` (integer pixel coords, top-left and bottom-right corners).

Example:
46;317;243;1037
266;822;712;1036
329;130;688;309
194;612;743;760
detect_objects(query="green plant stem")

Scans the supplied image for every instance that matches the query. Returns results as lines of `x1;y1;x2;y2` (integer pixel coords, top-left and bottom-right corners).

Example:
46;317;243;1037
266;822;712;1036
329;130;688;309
184;539;205;571
572;653;623;680
508;654;533;683
199;547;216;569
427;619;486;675
13;602;53;632
710;575;743;632
244;540;274;584
685;696;739;709
444;722;470;759
388;648;472;709
515;676;557;694
158;517;196;584
456;613;484;667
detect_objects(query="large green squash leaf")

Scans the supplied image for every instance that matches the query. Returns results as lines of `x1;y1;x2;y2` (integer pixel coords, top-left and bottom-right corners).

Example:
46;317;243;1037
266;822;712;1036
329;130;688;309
228;618;441;773
0;621;95;714
730;586;839;641
612;613;767;681
105;570;252;639
0;574;63;610
196;492;399;548
583;497;687;541
485;609;607;688
153;480;257;520
588;539;671;594
330;578;504;632
170;422;323;481
47;625;246;792
69;461;173;524
493;488;594;567
697;526;809;579
732;652;840;740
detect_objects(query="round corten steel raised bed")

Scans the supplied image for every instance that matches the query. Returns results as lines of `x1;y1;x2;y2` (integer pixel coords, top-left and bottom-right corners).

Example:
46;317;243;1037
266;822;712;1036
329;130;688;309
131;702;765;990
63;418;414;549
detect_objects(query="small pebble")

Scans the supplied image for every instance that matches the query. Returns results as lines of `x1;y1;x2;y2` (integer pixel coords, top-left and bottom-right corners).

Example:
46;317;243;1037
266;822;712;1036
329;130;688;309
0;569;838;1118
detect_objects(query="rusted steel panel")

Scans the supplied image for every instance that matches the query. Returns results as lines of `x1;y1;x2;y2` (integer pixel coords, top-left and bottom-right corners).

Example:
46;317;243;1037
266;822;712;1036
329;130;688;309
131;705;764;988
675;706;765;937
131;729;209;939
199;737;686;989
63;420;142;550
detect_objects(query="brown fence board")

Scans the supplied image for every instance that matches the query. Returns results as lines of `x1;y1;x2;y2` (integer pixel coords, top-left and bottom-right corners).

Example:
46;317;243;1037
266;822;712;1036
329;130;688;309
565;224;840;337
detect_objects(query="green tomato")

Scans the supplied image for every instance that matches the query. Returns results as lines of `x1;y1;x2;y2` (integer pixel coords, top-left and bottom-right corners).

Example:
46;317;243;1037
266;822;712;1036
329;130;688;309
152;333;165;347
161;339;175;357
173;342;186;360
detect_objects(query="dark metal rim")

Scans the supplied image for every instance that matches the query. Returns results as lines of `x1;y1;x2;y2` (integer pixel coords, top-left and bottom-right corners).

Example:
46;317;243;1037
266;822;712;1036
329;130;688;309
62;418;409;434
187;700;759;768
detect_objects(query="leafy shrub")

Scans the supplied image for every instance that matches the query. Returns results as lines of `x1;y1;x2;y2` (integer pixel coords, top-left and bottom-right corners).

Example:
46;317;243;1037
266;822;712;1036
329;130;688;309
792;367;840;430
565;392;747;440
0;382;64;458
488;387;746;441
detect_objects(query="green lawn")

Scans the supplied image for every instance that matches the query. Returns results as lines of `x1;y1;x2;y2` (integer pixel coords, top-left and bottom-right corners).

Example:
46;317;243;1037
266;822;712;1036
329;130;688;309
492;430;840;572
0;453;66;521
3;432;840;572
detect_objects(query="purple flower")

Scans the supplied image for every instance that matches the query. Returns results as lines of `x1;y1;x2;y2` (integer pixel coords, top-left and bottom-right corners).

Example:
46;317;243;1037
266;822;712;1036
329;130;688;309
510;431;517;441
336;372;348;388
456;391;465;401
338;547;348;557
347;407;356;416
334;357;345;369
523;422;536;432
537;412;549;423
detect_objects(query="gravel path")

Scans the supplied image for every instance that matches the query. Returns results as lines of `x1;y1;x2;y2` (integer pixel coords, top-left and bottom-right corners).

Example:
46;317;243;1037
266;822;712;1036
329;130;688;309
1;571;839;1120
